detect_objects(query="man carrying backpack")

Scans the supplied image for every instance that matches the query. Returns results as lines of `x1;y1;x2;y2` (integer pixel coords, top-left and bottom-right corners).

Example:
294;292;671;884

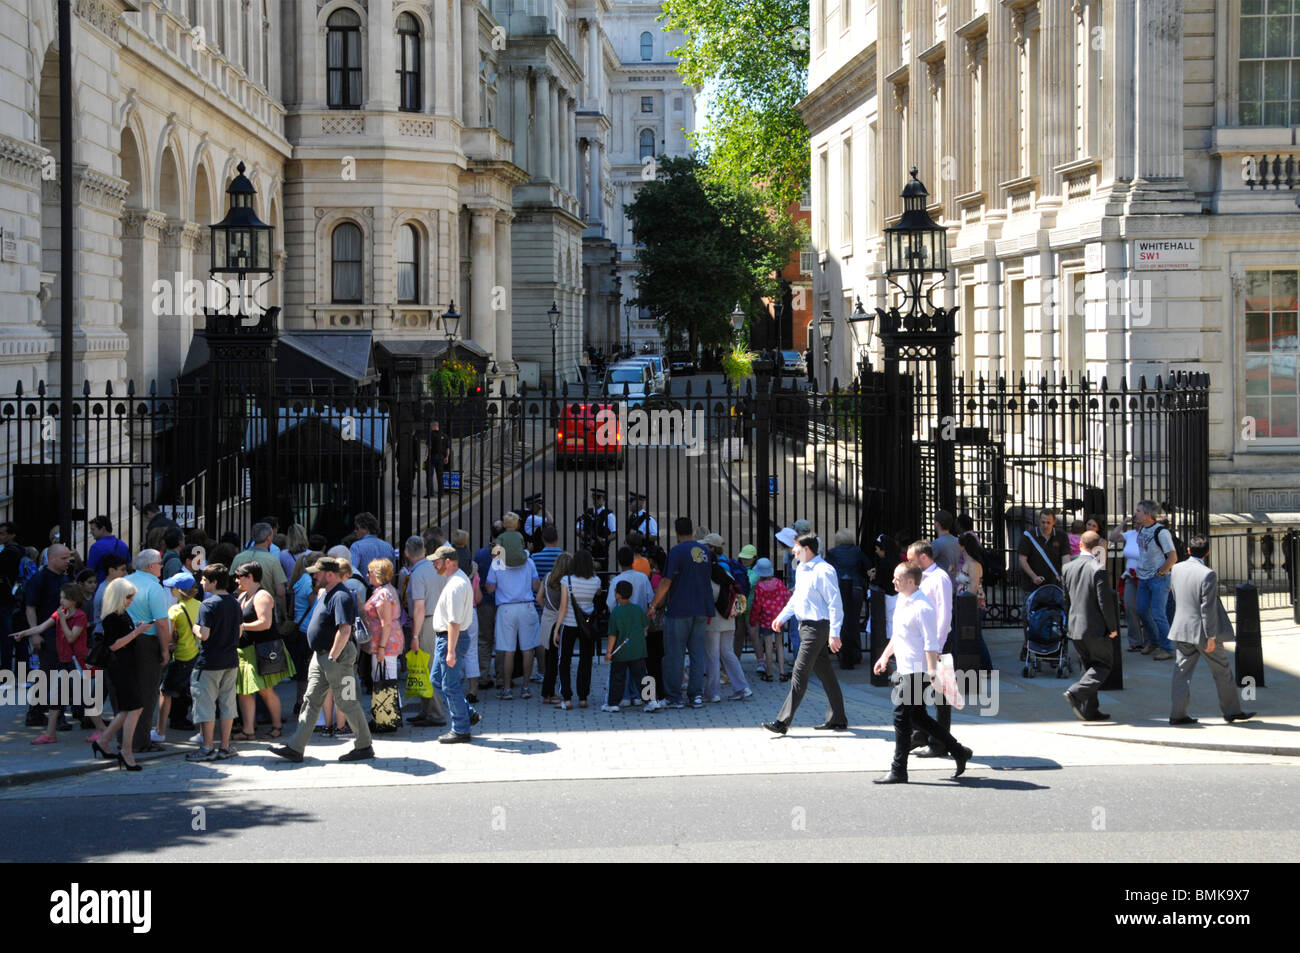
1133;500;1177;661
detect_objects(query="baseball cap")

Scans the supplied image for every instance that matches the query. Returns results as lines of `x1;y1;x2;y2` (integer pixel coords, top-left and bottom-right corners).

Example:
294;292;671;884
738;544;757;560
163;571;196;590
431;544;458;561
775;527;799;548
701;533;725;548
792;519;812;535
306;556;344;575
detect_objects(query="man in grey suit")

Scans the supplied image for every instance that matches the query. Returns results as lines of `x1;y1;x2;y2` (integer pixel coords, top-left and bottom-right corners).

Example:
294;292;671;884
1169;535;1255;726
1062;531;1120;721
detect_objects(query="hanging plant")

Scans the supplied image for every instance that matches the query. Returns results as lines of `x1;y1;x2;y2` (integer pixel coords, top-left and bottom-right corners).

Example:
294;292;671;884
428;358;477;396
721;345;755;387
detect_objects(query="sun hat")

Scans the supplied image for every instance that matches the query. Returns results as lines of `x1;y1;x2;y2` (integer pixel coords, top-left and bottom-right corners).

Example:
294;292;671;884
775;527;798;548
754;557;774;579
738;544;757;560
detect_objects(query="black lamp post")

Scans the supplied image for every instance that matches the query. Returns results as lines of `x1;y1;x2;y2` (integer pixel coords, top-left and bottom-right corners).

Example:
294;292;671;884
548;300;562;394
877;166;959;527
441;300;461;361
847;296;874;375
731;302;746;345
209;161;274;323
818;309;835;389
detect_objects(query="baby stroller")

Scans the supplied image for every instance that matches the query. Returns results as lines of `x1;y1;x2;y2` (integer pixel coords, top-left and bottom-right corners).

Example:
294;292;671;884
1022;584;1072;679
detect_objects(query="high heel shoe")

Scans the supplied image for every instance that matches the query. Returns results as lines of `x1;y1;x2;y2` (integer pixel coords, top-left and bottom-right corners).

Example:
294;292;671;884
116;753;142;772
90;739;111;760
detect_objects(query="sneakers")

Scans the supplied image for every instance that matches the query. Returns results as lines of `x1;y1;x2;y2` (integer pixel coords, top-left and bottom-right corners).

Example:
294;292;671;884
643;700;663;712
729;688;754;701
149;729;166;743
529;672;544;683
619;698;633;708
630;697;643;707
708;694;722;704
600;704;621;713
664;700;686;709
216;747;238;759
691;695;704;709
469;710;482;727
1152;650;1173;661
186;746;218;762
334;724;354;737
188;732;203;744
1140;643;1157;655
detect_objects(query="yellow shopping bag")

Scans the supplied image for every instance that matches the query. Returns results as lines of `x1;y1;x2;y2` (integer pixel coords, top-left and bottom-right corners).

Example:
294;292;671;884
404;649;433;699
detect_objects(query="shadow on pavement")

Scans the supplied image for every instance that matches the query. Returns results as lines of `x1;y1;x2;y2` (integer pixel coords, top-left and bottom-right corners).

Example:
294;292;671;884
473;737;560;755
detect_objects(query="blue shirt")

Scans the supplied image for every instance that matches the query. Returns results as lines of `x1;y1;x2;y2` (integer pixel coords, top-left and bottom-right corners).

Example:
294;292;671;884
487;558;539;605
607;568;654;611
124;570;172;639
308;583;357;654
292;573;315;625
87;536;130;583
473;545;494;588
774;555;844;640
663;540;715;618
532;546;563;582
349;535;395;578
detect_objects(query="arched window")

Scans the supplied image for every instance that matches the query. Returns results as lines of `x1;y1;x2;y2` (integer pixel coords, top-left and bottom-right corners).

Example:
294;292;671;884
640;31;653;61
398;12;421;112
397;224;419;302
639;129;655;162
332;222;363;302
327;9;363;108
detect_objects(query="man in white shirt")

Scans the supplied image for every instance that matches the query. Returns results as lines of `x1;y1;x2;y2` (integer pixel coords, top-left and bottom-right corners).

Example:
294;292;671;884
908;540;954;757
872;562;972;783
429;544;483;743
761;534;848;735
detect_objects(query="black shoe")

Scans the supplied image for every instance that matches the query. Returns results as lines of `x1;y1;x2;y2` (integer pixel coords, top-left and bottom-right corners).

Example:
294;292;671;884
813;722;849;731
338;745;375;762
478;679;495;690
914;745;947;758
873;771;908;784
951;745;973;778
1226;711;1256;723
1085;711;1111;721
1063;690;1087;721
269;745;304;762
761;721;788;736
469;710;482;727
1169;716;1198;726
438;732;472;744
465;693;479;704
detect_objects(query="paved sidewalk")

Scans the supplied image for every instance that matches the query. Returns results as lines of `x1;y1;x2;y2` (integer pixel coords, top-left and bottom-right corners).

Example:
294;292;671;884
1;609;1295;795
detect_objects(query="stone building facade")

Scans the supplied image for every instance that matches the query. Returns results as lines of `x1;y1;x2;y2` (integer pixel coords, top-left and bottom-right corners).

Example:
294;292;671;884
0;0;694;399
800;0;1300;512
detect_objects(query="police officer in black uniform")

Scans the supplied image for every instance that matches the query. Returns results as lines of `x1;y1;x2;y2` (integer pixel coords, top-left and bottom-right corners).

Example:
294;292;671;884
627;491;659;553
523;494;552;552
577;488;616;572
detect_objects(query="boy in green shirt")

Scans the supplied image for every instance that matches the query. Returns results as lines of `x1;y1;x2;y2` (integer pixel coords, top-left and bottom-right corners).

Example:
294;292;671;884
601;581;661;713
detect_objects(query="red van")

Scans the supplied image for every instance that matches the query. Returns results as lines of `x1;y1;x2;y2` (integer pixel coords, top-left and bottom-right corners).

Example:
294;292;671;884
556;402;625;470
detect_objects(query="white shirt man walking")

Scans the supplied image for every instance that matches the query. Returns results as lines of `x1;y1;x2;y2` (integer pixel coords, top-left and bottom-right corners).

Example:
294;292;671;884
907;540;954;757
873;562;972;783
761;532;848;735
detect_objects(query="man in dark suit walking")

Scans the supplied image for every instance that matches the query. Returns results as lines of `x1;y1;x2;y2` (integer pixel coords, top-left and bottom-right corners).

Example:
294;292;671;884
425;420;449;497
1062;530;1120;721
1169;535;1254;726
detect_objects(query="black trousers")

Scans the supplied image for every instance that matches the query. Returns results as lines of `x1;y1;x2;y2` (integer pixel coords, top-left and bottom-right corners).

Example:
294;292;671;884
912;692;952;752
775;619;846;726
541;635;559;698
838;582;864;669
131;636;163;750
1067;635;1112;717
645;629;665;700
558;625;594;702
893;673;963;776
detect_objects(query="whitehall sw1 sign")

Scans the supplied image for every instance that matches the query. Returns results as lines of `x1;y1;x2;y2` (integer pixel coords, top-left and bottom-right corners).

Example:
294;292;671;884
1132;238;1201;270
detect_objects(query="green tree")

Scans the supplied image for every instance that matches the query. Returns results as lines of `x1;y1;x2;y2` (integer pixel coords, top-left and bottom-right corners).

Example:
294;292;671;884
660;0;809;210
626;156;800;355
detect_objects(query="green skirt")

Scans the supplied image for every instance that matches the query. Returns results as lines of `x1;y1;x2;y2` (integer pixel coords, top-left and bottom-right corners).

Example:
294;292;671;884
236;643;296;694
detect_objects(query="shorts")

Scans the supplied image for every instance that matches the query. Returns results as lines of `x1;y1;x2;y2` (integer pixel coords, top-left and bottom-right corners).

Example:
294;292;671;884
190;666;238;724
494;602;541;652
161;656;196;698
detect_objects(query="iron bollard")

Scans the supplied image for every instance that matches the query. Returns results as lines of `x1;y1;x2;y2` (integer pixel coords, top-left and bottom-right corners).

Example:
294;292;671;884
869;587;890;687
953;593;981;675
1234;583;1266;690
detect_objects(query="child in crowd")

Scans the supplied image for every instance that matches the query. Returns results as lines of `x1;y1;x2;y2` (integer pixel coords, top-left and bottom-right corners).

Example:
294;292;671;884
155;572;202;741
602;581;659;713
1067;518;1086;557
749;558;790;682
12;583;88;744
492;512;529;568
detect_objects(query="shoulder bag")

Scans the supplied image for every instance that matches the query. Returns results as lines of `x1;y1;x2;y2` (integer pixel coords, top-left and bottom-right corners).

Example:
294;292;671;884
1023;531;1061;584
255;596;291;676
568;580;607;639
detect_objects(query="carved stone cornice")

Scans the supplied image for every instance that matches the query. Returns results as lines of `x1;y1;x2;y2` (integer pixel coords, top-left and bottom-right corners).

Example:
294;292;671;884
43;164;130;214
0;133;47;189
121;208;167;240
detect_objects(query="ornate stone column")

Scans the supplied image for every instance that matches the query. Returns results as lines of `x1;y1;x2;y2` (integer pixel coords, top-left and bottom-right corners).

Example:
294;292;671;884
469;208;497;359
461;0;478;125
534;73;552;182
494;211;514;371
120;209;166;387
588;138;603;225
512;69;529;169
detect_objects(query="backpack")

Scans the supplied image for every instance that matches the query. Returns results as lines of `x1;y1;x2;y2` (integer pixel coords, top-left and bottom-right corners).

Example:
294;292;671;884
713;562;747;619
980;553;1005;588
1157;524;1188;564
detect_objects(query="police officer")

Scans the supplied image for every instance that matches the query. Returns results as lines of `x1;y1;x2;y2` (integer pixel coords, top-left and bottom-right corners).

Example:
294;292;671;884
577;488;617;572
627;492;659;552
523;494;552;552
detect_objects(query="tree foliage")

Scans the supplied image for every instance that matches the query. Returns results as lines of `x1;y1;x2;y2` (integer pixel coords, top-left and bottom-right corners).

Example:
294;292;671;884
660;0;810;209
626;156;801;353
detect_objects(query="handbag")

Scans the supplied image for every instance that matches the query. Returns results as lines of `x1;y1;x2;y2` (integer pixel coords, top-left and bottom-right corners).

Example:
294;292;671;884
85;633;113;668
568;581;605;639
255;637;290;677
370;659;402;733
934;654;965;710
404;649;433;698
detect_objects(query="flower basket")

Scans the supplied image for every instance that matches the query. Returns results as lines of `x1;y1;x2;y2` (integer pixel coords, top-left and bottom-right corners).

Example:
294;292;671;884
428;358;477;396
721;347;755;388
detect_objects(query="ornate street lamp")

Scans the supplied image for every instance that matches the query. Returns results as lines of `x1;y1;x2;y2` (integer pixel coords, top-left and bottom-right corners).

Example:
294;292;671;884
847;296;875;370
731;302;746;344
880;167;954;333
210;162;274;317
548;300;562;394
818;309;835;388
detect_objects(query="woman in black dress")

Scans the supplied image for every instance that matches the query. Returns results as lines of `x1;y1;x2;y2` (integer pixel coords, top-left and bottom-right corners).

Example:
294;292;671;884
89;577;151;770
